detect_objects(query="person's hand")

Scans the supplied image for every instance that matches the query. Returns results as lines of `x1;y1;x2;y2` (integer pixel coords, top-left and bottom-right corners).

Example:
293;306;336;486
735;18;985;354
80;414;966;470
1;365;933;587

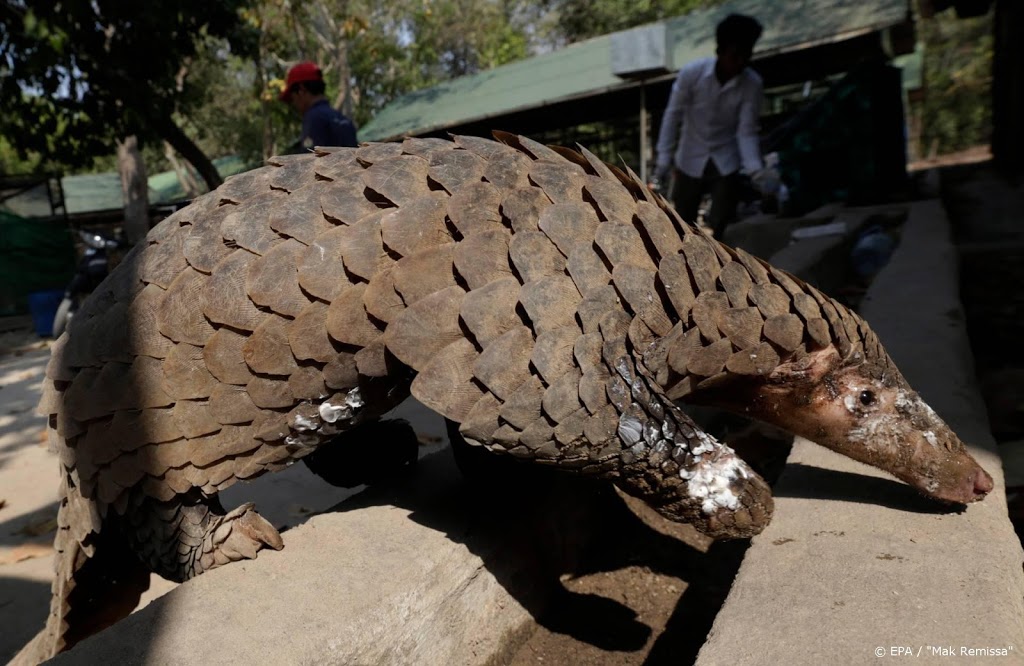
649;165;671;193
750;167;780;196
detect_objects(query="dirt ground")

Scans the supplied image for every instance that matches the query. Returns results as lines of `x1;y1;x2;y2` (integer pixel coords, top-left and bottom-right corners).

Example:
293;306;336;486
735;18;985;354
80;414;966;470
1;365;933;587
505;496;749;666
505;423;790;666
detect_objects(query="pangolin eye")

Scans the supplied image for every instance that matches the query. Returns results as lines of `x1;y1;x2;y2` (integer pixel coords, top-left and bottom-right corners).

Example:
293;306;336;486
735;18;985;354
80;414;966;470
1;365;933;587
859;390;875;406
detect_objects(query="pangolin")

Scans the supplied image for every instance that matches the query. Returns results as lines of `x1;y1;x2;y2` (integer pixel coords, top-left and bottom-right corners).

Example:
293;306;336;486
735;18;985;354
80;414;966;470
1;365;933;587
15;131;992;663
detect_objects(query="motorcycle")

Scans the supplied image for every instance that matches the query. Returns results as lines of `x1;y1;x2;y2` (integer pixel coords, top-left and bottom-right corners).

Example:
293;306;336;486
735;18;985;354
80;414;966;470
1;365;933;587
51;228;124;338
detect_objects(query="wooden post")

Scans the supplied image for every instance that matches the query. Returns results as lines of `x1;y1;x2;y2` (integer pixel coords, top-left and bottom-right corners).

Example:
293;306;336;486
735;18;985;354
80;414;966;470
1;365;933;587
639;81;648;184
117;135;150;244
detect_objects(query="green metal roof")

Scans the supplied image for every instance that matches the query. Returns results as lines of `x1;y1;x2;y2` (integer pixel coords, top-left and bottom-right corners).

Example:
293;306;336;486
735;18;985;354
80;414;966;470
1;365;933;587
895;43;923;91
361;0;910;141
1;155;251;219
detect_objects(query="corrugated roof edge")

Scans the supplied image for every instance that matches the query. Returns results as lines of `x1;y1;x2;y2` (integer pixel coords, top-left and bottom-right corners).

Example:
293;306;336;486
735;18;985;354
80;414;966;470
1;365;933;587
2;155;255;219
361;0;910;142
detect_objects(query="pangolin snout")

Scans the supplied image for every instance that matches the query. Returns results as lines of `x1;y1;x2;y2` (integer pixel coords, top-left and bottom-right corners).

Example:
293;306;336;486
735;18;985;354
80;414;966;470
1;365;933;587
924;460;993;505
968;465;993;501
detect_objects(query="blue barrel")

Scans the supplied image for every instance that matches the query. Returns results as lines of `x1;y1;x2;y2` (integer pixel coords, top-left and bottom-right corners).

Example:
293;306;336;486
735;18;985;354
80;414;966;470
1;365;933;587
27;289;66;337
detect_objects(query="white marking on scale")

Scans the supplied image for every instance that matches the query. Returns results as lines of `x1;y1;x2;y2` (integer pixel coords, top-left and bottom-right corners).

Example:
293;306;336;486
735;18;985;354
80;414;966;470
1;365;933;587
618;414;644;446
318;400;350;423
345;387;364;408
684;453;750;514
293;414;320;431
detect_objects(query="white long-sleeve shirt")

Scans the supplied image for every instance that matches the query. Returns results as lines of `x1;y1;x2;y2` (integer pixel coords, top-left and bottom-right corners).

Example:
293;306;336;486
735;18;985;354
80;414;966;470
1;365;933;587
655;57;764;179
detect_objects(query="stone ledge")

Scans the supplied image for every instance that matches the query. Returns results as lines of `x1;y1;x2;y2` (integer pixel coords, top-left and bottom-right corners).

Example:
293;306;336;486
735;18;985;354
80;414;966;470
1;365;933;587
52;452;608;665
696;199;1024;665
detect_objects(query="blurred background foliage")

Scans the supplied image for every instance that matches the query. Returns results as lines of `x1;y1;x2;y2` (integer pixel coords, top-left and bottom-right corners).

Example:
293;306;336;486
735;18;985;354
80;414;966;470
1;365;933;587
914;3;993;157
0;0;995;186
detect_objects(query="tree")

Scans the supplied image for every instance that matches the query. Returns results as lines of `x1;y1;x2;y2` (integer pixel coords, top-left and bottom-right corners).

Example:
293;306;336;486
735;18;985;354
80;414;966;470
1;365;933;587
0;0;258;188
915;5;993;156
551;0;721;44
212;0;534;159
132;0;712;171
177;32;272;166
0;135;44;176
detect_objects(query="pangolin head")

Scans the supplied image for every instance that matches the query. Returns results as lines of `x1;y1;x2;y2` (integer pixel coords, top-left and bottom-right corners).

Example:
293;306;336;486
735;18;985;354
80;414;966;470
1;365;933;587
794;348;991;505
691;333;992;506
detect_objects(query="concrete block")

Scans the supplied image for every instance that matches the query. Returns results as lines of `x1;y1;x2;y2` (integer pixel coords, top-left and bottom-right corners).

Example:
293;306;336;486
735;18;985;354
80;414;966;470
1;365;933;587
52;451;610;665
723;214;795;260
697;200;1024;665
769;233;850;292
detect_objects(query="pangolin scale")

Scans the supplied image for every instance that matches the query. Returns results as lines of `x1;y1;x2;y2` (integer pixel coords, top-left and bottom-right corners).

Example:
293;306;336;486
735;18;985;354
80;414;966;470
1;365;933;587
15;131;991;663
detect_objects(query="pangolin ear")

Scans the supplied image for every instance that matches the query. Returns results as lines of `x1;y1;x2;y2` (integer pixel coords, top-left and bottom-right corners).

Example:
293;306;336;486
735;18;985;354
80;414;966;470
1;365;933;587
766;346;841;384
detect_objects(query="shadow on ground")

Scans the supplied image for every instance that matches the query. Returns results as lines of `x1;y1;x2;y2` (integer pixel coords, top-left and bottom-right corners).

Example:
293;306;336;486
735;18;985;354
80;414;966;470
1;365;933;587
315;422;908;666
0;502;60;550
943;160;1024;545
0;576;52;663
775;463;963;514
313;418;965;664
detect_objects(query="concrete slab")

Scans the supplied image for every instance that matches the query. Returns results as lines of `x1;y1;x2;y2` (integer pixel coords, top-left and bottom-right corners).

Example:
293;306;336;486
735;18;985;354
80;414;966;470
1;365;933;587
725;204;904;277
722;214;794;259
1003;441;1024;488
723;203;847;260
768;204;906;291
51;451;607;665
697;200;1024;665
768;232;851;290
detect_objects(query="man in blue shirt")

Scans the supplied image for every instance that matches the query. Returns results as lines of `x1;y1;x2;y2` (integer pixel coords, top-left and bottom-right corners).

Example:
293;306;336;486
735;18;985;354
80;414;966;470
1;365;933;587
653;14;765;239
281;61;358;150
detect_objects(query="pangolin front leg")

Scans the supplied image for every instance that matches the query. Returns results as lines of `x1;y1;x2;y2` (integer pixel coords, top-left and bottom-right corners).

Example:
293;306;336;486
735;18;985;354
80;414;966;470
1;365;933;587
122;491;283;583
608;353;773;537
450;339;773;539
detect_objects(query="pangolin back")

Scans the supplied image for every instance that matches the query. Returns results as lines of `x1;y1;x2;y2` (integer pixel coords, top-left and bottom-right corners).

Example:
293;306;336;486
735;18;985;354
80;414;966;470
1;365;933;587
40;131;894;520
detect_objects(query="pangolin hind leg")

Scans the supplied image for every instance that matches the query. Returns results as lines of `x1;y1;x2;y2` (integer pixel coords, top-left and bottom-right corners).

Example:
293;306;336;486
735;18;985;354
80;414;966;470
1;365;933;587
121;490;283;583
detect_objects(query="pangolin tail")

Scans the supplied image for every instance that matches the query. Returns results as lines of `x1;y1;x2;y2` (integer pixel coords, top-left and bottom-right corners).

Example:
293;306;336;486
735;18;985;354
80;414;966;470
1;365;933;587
10;477;149;664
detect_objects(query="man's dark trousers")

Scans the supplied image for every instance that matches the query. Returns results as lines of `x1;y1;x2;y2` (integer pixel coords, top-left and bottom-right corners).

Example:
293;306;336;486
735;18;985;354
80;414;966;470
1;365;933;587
671;160;741;240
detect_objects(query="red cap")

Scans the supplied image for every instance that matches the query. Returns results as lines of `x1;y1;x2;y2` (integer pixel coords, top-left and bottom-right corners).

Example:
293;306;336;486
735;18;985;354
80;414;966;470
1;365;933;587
280;61;323;101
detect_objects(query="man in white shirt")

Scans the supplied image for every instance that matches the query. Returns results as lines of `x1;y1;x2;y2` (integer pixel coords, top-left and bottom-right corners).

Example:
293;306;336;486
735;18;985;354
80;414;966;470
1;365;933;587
653;14;764;239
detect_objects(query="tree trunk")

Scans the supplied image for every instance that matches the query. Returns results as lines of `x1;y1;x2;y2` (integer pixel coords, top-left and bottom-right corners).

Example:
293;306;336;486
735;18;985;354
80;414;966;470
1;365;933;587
255;36;276;160
117;135;150;245
333;41;353;120
331;7;354;121
164;141;204;199
158;116;223;190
